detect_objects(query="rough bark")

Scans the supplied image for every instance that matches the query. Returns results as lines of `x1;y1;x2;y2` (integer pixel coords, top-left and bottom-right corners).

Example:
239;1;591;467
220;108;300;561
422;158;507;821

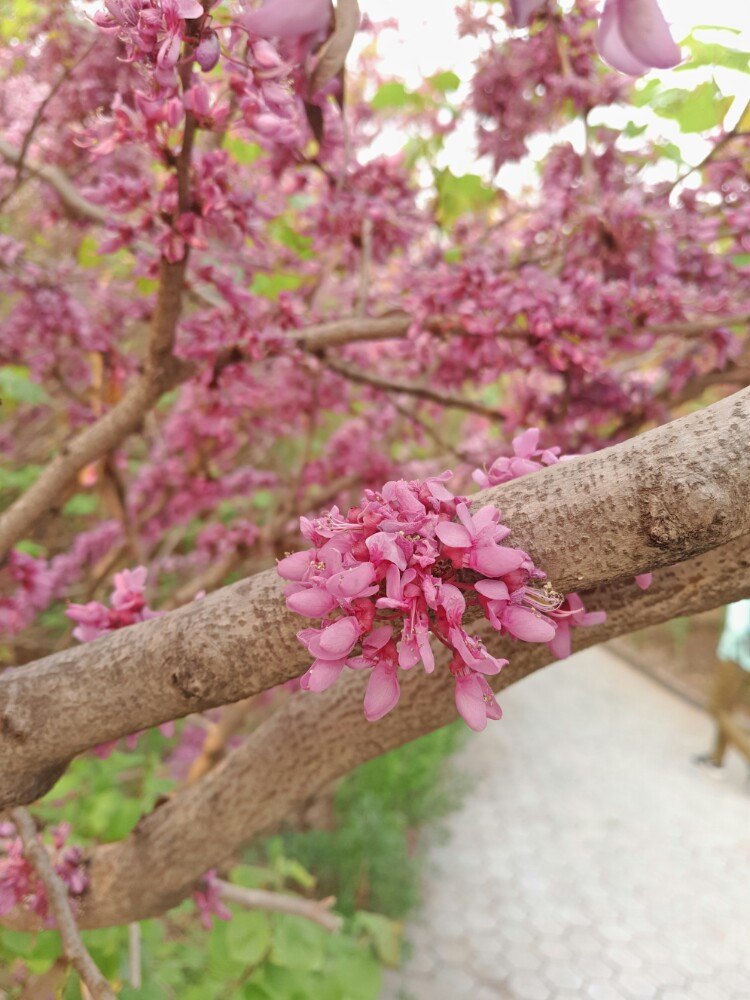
0;387;748;809
3;535;748;932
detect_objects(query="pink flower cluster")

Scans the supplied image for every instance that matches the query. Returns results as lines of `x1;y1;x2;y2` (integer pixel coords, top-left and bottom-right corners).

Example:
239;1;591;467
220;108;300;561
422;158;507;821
472;428;566;489
67;566;158;642
279;456;602;731
192;869;232;929
0;823;87;924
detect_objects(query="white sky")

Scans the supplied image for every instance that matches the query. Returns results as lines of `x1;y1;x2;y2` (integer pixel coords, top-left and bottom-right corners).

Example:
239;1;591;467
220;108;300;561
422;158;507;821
355;0;750;194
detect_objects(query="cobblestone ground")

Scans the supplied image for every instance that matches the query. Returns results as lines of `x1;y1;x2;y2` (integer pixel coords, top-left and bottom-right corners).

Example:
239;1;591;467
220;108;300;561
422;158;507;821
382;649;750;1000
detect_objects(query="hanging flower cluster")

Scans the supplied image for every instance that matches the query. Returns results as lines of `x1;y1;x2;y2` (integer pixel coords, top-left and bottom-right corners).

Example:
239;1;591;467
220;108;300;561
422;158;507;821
279;441;604;731
0;823;87;924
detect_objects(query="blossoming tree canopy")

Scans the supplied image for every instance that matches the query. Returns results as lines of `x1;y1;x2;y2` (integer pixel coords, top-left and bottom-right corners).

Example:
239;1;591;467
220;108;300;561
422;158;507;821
0;0;749;985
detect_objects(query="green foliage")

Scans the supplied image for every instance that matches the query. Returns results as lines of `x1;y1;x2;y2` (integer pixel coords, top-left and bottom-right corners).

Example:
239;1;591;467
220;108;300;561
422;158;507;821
250;272;305;300
274;724;466;918
676;35;750;73
434;168;495;226
0;365;48;406
0;724;465;997
634;78;733;133
370;81;424;111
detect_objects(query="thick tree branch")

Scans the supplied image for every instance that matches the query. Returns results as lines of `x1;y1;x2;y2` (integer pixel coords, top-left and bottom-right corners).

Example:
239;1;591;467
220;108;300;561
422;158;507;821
3;533;748;931
0;388;748;809
9;808;116;999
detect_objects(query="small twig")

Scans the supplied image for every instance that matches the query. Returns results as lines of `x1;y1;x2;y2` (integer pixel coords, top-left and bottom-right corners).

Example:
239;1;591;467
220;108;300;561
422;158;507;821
128;922;141;989
321;356;505;422
215;879;342;933
10;808;116;1000
186;698;256;783
356;217;373;318
0;39;98;211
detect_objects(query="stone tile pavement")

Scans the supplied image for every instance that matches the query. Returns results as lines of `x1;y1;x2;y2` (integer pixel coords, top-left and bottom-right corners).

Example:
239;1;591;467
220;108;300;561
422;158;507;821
382;649;750;1000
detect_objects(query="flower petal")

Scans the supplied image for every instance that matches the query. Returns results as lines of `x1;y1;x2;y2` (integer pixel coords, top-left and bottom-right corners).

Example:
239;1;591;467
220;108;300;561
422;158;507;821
364;663;401;721
454;675;488;731
318;615;359;656
301;657;346;692
618;0;681;70
435;521;472;548
472;544;525;577
286;586;337;618
277;549;313;581
509;0;547;28
475;579;510;601
242;0;331;40
596;0;650;75
503;606;557;642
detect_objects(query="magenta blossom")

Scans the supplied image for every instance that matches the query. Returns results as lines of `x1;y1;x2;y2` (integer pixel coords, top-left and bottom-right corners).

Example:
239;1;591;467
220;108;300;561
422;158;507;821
453;670;503;732
435;502;525;577
282;436;604;732
547;593;608;659
596;0;681;75
473;428;565;489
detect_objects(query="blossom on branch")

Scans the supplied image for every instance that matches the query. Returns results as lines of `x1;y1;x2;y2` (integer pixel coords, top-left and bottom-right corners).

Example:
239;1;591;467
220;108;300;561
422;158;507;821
279;445;604;731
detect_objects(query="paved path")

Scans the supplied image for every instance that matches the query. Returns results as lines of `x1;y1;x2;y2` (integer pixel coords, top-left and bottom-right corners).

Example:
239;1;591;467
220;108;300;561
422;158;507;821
383;649;750;1000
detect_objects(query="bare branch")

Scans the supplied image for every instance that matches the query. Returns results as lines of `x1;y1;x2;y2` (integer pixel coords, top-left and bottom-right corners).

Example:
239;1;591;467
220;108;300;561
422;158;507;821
0;388;749;810
320;356;506;421
216;880;342;932
9;808;116;1000
0;137;107;224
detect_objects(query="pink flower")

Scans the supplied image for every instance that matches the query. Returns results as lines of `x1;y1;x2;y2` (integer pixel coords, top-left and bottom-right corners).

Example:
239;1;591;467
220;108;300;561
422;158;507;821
454;672;503;732
475;580;557;643
193;870;232;930
473;428;564;489
364;659;401;721
596;0;681;76
435;503;525;577
298;616;362;692
547;593;607;659
509;1;547;29
241;0;331;42
635;573;653;590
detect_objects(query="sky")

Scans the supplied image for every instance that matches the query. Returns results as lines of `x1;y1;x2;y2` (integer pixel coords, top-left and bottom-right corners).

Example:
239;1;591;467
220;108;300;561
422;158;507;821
354;0;750;194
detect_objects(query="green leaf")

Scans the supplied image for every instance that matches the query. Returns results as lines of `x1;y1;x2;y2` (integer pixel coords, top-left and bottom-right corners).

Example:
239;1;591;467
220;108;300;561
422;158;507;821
226;910;272;965
226;137;264;164
64;494;99;517
434;168;495;226
353;912;402;966
370;82;423;111
77;234;101;269
428;70;460;93
676;36;750;73
0;365;49;405
646;80;732;133
250;272;303;300
270;916;326;972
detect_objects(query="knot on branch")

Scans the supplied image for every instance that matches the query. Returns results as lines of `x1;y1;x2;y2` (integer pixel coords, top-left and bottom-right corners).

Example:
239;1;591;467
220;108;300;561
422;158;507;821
639;474;730;554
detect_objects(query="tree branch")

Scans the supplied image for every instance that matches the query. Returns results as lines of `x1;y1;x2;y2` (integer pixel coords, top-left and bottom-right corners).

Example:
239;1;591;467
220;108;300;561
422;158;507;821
3;532;748;931
9;808;116;999
0;137;107;224
320;356;506;421
216;880;342;932
0;388;749;809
